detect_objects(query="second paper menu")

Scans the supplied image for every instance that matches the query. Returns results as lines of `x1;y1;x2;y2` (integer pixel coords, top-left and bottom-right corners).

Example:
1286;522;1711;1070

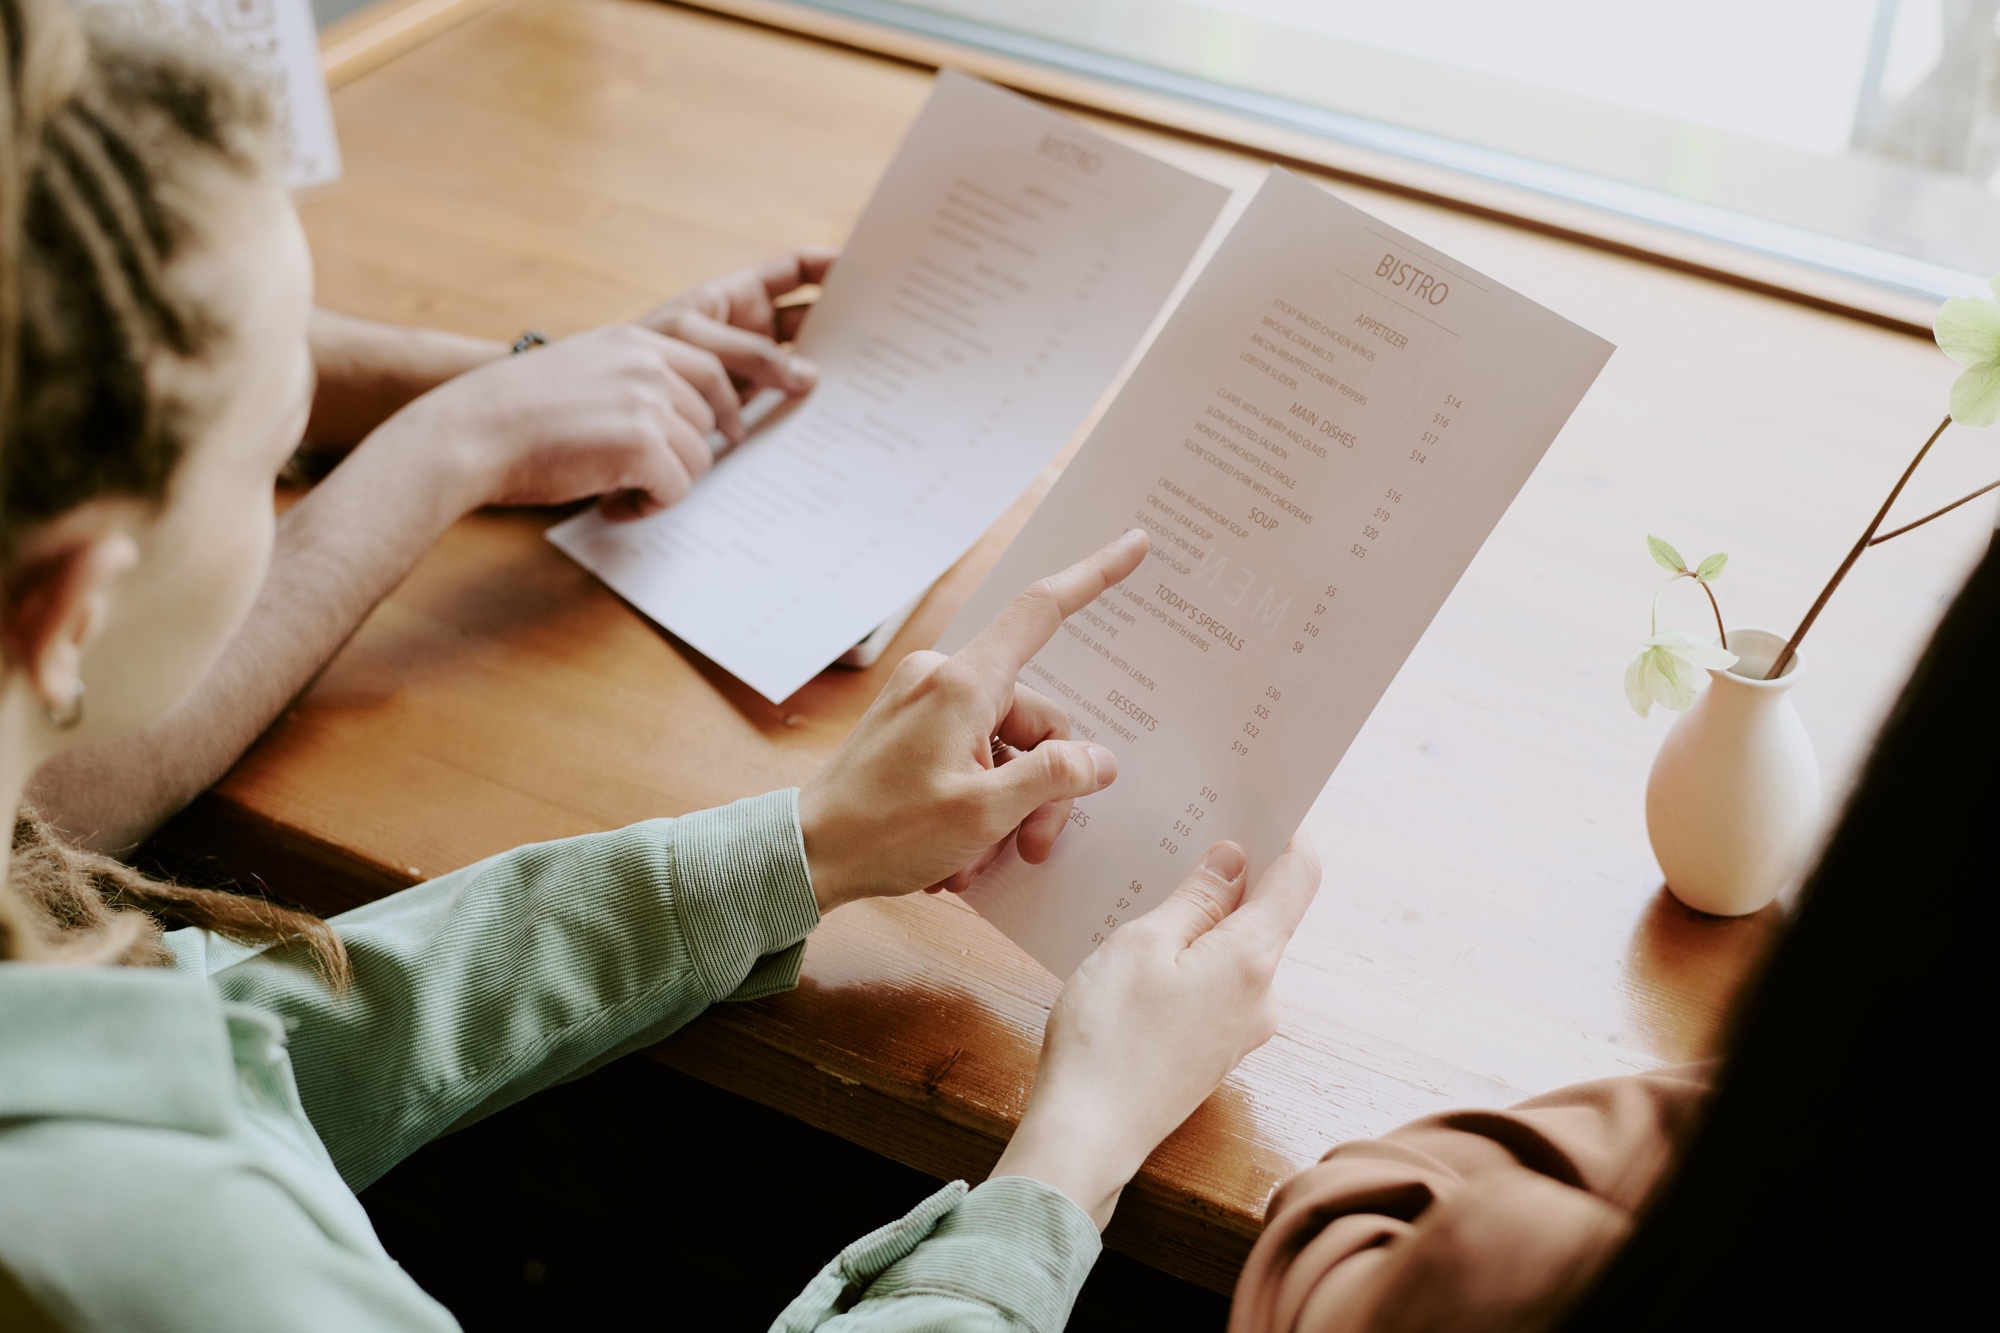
550;72;1227;703
940;170;1613;977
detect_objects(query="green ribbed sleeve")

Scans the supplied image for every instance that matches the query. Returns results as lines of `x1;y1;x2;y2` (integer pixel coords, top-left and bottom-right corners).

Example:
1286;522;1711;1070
207;790;819;1191
772;1177;1102;1332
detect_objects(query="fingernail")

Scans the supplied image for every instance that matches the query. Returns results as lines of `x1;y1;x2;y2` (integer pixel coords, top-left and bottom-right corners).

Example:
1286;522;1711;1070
1087;745;1117;785
1199;842;1246;882
787;355;818;389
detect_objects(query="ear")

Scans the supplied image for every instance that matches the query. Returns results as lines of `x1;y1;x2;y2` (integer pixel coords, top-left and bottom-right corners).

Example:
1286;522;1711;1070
3;531;140;720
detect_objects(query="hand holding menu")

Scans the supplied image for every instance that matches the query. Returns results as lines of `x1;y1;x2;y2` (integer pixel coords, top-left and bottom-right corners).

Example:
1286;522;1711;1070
551;72;1227;703
940;170;1613;977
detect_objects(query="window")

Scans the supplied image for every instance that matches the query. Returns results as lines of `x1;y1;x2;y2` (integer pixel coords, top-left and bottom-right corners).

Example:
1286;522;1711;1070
772;0;1999;306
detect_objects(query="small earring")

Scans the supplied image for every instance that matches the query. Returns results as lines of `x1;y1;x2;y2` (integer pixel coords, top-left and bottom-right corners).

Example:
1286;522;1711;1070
43;683;84;731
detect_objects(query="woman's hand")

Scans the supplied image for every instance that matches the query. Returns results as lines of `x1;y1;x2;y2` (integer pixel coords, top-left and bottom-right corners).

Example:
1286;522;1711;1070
638;247;835;397
373;325;751;522
991;834;1323;1228
302;250;833;465
797;530;1149;913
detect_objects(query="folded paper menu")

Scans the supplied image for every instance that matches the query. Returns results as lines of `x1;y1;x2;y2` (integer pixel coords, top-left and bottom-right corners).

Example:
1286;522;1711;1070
550;71;1230;703
938;169;1613;977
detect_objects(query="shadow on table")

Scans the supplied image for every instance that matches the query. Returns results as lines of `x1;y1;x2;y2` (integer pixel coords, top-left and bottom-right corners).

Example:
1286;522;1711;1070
1621;887;1785;1064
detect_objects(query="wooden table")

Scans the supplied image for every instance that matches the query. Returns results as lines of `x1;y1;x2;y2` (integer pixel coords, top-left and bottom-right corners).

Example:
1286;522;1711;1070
163;0;1992;1294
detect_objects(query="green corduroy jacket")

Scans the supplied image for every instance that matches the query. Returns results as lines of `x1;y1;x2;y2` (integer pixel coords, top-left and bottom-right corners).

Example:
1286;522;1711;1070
0;791;1099;1331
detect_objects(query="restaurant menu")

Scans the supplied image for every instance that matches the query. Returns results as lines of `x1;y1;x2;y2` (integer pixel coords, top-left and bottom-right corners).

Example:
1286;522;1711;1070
550;71;1228;703
939;169;1613;976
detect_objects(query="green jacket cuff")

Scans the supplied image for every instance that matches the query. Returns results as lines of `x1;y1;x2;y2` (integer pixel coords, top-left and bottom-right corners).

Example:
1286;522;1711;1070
867;1176;1100;1328
668;788;821;1003
773;1177;1101;1331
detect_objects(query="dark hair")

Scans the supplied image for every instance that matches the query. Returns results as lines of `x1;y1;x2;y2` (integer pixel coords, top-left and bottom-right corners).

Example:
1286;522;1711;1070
1560;528;1996;1328
0;0;344;986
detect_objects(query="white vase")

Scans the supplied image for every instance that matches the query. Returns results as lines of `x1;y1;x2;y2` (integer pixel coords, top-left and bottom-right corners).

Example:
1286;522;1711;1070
1645;628;1821;916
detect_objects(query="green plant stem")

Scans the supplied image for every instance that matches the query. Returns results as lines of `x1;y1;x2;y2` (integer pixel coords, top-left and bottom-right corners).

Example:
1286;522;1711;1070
1866;478;2000;546
1696;578;1728;650
1650;571;1729;649
1767;413;1952;680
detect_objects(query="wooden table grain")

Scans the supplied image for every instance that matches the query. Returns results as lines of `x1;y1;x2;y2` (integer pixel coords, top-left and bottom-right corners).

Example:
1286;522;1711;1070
160;0;1994;1293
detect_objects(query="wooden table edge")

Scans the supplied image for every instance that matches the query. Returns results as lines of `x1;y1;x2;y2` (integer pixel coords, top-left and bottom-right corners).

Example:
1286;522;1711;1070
314;0;1941;340
320;0;514;89
653;1008;1264;1293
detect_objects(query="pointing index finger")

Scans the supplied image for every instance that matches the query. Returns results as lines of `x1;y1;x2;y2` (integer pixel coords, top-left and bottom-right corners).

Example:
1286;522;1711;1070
956;530;1148;697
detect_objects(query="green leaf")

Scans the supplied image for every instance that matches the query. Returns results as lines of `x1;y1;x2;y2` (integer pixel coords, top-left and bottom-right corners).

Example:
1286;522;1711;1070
1695;552;1728;583
1950;361;2000;427
1646;535;1685;573
1624;651;1651;717
1935;293;2000;369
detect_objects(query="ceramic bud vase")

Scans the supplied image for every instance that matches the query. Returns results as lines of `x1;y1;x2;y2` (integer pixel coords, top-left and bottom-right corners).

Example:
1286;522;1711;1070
1645;628;1820;916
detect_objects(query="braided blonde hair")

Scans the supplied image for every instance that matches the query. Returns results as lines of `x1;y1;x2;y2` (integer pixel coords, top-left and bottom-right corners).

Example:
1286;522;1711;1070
0;0;345;985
